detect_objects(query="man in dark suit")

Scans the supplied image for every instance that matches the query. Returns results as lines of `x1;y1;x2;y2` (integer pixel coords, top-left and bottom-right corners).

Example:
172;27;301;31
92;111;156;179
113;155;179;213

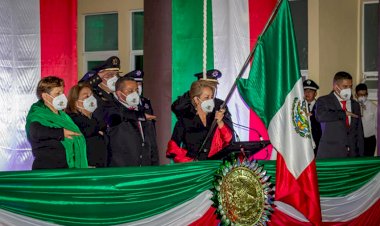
104;76;159;167
303;79;322;156
315;71;364;158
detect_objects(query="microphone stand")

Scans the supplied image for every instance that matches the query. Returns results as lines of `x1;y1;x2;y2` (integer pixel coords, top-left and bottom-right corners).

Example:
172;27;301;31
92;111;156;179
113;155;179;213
197;0;282;157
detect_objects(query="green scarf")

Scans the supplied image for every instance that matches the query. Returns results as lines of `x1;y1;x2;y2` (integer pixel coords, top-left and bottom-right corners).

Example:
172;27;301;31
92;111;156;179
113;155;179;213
25;100;88;168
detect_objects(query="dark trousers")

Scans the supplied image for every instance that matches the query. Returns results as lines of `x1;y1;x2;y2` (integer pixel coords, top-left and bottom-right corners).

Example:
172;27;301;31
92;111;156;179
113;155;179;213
364;135;376;157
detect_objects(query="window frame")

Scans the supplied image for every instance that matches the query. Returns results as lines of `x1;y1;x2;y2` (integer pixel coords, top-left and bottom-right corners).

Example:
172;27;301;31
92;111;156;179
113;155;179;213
362;0;378;76
130;10;144;71
289;0;309;78
361;0;379;100
83;12;119;72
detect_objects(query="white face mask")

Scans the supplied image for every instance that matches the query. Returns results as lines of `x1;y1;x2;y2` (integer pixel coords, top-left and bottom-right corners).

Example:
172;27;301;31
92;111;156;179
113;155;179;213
358;96;367;104
78;95;97;113
120;91;140;108
48;93;67;111
337;87;351;101
137;85;142;96
104;76;118;92
199;98;215;113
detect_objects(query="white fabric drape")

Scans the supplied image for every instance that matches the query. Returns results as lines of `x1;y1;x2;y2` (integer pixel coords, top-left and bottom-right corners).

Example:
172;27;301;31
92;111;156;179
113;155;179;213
0;208;58;226
0;191;211;226
1;172;379;225
275;171;380;222
0;0;40;171
212;0;251;141
123;190;213;226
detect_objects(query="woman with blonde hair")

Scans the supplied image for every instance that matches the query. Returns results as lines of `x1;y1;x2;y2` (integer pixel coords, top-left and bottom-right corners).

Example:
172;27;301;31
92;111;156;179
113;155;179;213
67;83;107;167
25;76;88;169
166;80;233;162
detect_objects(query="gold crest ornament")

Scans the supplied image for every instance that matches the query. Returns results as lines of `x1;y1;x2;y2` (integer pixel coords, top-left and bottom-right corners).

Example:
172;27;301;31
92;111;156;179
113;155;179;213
212;158;274;226
112;57;119;66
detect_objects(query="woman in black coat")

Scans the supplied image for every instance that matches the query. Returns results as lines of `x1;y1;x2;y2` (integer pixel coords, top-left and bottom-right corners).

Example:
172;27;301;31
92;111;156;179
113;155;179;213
167;80;233;162
67;83;108;167
26;76;87;170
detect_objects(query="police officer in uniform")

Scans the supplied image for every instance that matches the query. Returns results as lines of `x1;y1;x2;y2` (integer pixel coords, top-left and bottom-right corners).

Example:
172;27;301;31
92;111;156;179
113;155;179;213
303;79;322;156
79;56;121;124
79;57;122;166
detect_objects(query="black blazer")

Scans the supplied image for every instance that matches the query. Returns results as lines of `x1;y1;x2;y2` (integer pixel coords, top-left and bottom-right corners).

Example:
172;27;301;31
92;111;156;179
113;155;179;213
104;97;159;167
28;122;67;169
315;92;364;158
69;113;107;167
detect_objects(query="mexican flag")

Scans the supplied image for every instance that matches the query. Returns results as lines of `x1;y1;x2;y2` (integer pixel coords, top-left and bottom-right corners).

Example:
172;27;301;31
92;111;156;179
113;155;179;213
237;0;321;224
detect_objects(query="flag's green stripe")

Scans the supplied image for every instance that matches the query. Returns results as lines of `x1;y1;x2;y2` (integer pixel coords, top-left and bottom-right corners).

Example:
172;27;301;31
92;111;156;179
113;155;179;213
0;158;379;225
172;0;214;129
237;0;300;127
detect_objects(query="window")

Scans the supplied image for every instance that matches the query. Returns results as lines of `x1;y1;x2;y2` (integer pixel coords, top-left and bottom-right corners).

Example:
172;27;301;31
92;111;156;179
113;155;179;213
289;0;308;78
83;13;119;72
362;1;379;100
130;11;144;70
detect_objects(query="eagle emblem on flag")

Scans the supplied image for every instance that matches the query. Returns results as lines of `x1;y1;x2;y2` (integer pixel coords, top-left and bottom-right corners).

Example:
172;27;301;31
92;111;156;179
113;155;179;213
291;97;311;138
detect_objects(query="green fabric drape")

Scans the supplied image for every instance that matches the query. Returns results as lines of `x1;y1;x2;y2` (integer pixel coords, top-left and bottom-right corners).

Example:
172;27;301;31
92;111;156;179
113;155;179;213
172;0;214;129
25;100;88;168
0;158;379;225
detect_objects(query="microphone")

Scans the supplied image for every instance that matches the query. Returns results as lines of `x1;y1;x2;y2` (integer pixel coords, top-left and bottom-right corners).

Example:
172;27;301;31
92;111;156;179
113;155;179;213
229;120;264;141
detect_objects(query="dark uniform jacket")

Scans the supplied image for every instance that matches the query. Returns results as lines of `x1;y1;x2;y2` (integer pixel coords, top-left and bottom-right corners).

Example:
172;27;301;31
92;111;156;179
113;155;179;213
141;96;154;115
104;96;159;167
316;92;364;159
167;92;233;161
28;122;68;169
84;72;114;130
68;112;108;167
309;101;322;156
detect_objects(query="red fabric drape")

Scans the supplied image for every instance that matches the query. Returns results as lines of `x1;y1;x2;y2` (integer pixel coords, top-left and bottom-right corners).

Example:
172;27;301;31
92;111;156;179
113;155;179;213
269;199;380;226
40;0;77;94
189;206;220;226
247;0;277;159
192;199;380;226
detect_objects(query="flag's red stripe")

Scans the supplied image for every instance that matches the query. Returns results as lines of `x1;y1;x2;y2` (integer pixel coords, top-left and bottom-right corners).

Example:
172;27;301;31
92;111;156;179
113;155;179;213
247;0;277;159
40;0;77;94
276;154;322;225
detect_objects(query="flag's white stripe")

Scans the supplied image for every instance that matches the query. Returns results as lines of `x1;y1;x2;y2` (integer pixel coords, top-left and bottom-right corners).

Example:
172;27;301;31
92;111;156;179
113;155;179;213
212;0;251;141
268;79;314;178
276;171;380;222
